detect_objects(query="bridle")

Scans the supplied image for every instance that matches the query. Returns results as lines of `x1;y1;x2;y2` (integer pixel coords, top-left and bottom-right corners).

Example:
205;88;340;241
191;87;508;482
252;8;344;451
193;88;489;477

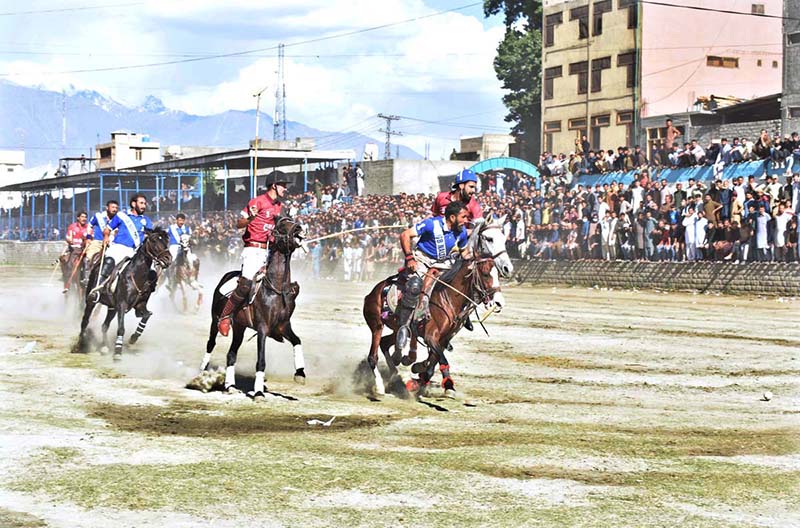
142;233;171;268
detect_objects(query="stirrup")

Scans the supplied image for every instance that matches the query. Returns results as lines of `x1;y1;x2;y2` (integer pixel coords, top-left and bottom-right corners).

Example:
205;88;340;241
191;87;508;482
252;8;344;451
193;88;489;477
396;325;411;351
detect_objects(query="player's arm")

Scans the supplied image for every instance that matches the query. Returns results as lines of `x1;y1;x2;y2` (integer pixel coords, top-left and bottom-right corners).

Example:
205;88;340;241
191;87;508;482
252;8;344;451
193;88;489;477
237;201;257;229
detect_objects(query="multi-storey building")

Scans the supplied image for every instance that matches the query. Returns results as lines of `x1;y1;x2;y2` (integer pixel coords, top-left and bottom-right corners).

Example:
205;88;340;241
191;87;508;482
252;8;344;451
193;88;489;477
541;0;782;156
783;0;800;134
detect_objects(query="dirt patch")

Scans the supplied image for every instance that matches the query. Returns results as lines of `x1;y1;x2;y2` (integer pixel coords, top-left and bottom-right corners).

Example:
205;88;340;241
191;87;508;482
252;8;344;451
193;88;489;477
0;508;46;528
90;401;397;437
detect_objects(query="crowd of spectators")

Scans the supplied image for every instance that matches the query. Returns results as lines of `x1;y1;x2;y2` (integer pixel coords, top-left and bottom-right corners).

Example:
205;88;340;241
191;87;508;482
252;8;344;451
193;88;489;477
6;124;800;273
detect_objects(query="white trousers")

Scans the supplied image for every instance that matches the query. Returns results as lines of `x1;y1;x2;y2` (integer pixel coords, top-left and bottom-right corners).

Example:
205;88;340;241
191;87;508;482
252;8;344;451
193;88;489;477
241;246;268;280
105;243;135;265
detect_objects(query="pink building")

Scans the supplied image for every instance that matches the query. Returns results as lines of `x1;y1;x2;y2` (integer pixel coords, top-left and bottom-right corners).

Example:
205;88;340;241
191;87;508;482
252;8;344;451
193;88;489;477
640;0;783;118
541;0;783;154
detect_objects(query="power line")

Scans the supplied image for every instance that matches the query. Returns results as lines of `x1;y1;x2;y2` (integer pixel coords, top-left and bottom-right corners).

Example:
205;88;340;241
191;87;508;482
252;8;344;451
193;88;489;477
0;2;143;16
0;1;482;76
638;0;800;22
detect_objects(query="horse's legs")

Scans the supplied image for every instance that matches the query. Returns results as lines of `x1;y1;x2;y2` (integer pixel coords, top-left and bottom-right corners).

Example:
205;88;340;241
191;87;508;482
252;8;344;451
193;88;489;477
437;348;456;398
100;307;116;352
224;324;245;391
77;298;97;352
252;324;268;398
113;302;127;360
129;312;151;345
367;326;386;397
280;322;306;384
200;316;218;371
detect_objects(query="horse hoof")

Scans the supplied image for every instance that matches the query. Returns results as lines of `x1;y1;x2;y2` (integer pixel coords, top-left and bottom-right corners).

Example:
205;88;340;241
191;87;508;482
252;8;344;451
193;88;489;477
401;355;414;367
112;353;122;362
444;389;457;399
98;346;109;355
410;362;425;374
224;385;241;395
249;391;266;401
390;350;403;366
129;335;139;345
293;369;306;385
417;384;430;398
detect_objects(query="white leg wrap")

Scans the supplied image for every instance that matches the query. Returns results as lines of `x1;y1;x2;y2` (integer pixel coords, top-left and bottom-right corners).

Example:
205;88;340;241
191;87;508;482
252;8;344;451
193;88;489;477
373;366;385;395
225;365;236;388
200;352;212;371
293;344;305;370
254;371;265;394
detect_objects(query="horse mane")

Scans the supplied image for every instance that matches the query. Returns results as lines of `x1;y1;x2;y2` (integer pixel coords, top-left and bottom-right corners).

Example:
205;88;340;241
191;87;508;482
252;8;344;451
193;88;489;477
436;257;466;286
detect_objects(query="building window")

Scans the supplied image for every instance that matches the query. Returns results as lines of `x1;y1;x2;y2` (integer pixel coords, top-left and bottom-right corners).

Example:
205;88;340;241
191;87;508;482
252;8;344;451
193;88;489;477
757;59;763;67
590;115;610;150
789;33;800;45
619;0;637;28
544;66;563;100
544;12;563;48
790;107;800;118
646;125;685;154
570;6;589;40
569;118;587;140
134;149;143;161
591;56;611;93
751;3;765;14
100;147;111;159
772;60;779;68
593;0;611;36
544;121;562;133
569;61;589;95
7;167;13;172
707;56;739;68
618;111;633;146
617;52;635;88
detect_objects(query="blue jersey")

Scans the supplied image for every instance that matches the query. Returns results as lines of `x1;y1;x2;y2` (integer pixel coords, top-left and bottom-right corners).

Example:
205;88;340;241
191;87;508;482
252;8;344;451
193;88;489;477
89;212;111;240
413;216;468;260
107;211;153;248
168;224;191;245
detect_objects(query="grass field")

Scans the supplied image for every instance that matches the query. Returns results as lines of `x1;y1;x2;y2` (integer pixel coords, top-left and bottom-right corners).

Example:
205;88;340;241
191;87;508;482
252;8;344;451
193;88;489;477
0;266;798;527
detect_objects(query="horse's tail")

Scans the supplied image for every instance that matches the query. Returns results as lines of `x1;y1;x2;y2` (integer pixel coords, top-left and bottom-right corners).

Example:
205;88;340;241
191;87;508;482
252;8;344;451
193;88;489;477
211;270;241;316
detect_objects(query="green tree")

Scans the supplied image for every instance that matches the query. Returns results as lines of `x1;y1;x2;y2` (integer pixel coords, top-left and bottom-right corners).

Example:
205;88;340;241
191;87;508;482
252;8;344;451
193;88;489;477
484;0;542;161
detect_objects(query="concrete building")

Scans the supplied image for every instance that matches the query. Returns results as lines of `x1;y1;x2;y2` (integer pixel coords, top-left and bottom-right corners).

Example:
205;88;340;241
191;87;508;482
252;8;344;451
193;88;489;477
783;0;800;134
0;150;24;179
96;132;161;170
455;134;514;161
361;160;472;195
541;0;782;155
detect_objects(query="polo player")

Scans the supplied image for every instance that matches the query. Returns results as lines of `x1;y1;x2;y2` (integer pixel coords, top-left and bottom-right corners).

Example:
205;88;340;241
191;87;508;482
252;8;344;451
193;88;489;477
83;200;118;286
395;200;471;351
89;194;154;302
217;172;291;338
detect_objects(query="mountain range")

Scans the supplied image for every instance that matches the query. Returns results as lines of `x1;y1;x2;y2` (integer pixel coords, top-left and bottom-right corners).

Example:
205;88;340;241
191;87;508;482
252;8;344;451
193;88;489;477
0;80;420;168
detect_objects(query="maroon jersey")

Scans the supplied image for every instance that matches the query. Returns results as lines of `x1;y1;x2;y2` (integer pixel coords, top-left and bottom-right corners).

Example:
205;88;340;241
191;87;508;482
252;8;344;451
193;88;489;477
431;191;483;221
241;193;283;244
66;222;89;248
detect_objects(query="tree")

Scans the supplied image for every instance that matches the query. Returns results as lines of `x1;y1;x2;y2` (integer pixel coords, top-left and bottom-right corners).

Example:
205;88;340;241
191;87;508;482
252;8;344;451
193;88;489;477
484;1;542;161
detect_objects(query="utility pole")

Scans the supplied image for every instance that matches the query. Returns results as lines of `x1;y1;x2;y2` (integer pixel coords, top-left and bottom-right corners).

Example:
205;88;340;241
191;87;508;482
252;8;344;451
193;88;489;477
273;43;287;141
377;113;402;160
253;83;270;197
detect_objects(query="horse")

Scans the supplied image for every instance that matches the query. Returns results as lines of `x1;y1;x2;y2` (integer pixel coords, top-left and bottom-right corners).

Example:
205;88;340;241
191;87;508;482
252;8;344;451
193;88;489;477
167;241;203;312
200;217;306;399
76;229;172;359
59;245;86;302
362;215;514;399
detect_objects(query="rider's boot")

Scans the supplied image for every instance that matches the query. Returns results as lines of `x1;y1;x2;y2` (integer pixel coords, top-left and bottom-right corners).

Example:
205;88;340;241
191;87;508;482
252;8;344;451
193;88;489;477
89;257;115;303
463;316;474;331
395;274;423;353
218;276;252;337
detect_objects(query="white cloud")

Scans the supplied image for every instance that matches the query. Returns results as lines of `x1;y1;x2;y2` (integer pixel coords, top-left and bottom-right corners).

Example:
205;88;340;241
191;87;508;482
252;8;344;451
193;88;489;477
1;1;509;157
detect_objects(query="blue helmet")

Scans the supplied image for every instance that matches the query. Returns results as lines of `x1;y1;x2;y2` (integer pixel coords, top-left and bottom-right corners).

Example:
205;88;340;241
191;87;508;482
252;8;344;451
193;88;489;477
453;169;478;187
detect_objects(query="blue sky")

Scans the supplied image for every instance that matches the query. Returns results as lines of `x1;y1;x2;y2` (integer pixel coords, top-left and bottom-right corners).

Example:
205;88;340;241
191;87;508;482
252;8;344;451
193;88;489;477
0;1;510;157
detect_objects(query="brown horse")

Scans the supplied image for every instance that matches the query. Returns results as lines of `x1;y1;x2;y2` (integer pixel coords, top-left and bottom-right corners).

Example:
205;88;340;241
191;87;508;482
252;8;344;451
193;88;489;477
59;246;86;301
200;218;306;399
362;216;514;399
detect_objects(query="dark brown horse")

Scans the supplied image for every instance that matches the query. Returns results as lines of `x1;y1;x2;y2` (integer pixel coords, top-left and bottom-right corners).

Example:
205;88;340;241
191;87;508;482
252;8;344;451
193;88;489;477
59;246;86;301
200;218;306;399
362;216;514;399
76;229;172;359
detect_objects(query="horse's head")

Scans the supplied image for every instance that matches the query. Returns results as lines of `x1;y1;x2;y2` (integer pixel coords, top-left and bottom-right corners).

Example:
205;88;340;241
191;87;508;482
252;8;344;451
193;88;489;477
469;214;514;279
272;217;304;254
143;227;172;268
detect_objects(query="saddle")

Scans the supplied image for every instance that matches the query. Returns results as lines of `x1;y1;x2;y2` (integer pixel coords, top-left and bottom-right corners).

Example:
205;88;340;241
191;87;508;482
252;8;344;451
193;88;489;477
245;265;299;305
380;274;425;322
